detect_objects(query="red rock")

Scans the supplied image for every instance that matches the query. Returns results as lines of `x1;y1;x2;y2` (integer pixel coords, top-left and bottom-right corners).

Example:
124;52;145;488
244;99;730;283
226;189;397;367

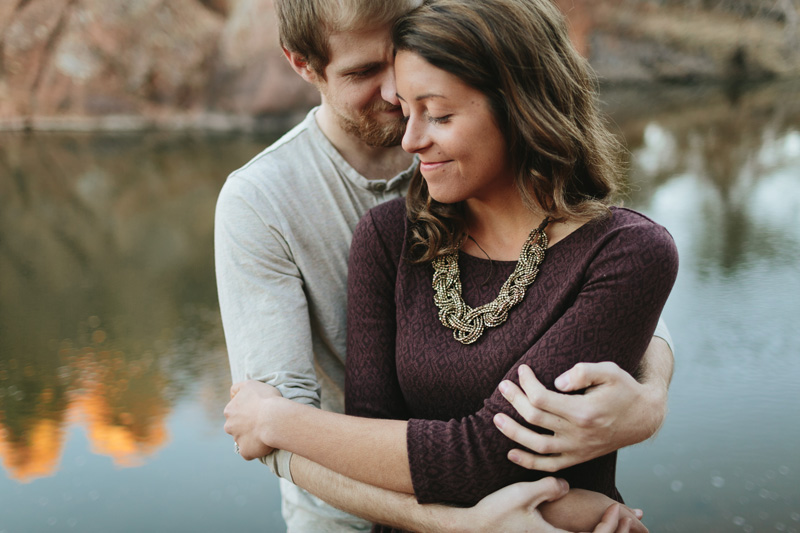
1;0;797;130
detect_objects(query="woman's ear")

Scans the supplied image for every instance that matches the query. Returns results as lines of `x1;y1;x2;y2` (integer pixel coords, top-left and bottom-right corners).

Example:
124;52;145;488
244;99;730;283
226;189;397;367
283;47;319;84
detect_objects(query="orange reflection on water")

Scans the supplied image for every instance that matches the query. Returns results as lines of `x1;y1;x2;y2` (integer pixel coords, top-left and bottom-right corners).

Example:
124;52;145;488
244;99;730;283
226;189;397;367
0;417;65;483
73;384;168;469
0;342;171;482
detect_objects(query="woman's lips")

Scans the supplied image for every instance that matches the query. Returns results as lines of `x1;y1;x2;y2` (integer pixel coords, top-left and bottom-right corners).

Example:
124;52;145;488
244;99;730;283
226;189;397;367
420;160;451;172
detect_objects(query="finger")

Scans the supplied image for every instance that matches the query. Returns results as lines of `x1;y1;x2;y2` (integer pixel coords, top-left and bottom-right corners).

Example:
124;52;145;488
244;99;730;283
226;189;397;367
230;382;244;399
517;364;545;396
618;506;648;533
505;371;586;424
517;366;570;429
505;447;571;473
627;516;648;533
519;477;570;507
554;361;622;392
494;414;564;456
588;503;620;533
497;381;565;432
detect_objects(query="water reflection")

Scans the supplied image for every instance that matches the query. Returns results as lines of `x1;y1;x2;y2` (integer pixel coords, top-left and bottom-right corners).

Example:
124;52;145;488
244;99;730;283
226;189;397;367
607;80;800;276
0;131;278;483
0;81;798;531
610;80;800;532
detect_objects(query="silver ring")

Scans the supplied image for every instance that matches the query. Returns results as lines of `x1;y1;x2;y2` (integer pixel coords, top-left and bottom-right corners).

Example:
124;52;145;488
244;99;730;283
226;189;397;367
234;441;240;455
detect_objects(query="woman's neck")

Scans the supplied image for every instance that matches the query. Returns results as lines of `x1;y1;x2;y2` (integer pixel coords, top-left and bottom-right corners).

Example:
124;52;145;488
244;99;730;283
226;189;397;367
462;194;545;261
461;194;586;261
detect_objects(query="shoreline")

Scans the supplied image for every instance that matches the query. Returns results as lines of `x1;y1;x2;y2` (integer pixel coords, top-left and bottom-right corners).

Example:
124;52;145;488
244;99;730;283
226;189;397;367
2;78;798;133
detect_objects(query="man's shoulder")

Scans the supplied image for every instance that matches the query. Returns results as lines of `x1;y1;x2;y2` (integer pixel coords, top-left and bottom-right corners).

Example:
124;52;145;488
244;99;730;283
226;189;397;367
216;109;329;219
228;111;321;189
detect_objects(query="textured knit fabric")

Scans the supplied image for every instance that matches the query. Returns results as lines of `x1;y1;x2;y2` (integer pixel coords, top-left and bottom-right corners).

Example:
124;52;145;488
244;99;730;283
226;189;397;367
346;198;679;530
215;108;414;532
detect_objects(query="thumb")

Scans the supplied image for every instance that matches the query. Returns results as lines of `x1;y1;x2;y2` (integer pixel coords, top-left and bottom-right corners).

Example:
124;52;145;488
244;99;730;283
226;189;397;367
587;503;623;533
554;361;620;392
522;477;570;509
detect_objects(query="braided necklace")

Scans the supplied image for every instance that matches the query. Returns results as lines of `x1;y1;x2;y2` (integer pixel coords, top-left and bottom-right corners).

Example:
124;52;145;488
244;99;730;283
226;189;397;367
431;218;550;344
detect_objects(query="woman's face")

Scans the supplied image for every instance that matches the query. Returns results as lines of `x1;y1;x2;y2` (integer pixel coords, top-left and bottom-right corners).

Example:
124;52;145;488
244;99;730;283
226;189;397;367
395;51;515;206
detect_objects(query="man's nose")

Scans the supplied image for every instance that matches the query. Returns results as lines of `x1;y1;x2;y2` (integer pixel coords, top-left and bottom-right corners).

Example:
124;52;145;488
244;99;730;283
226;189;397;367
381;68;399;106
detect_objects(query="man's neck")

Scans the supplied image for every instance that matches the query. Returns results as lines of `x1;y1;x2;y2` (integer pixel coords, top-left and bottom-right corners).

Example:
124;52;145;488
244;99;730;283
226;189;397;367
315;105;413;181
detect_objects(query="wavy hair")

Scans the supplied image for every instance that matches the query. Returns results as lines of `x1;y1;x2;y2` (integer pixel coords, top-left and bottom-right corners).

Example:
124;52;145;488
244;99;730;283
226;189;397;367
394;0;626;262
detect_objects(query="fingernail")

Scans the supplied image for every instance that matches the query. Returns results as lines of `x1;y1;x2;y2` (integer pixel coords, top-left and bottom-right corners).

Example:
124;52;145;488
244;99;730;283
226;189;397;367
554;373;570;390
508;451;519;463
498;381;509;395
557;478;569;491
494;413;505;428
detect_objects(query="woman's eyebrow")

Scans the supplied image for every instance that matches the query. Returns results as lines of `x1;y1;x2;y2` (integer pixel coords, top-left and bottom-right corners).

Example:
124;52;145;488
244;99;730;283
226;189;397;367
396;93;446;102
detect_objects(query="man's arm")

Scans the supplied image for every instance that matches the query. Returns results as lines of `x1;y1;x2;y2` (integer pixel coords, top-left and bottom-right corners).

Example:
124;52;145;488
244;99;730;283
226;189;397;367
225;382;647;532
494;333;673;472
290;455;644;533
215;176;320;402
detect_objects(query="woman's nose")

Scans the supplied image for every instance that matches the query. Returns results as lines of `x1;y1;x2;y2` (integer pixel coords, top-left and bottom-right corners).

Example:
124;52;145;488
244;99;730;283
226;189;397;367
401;116;426;154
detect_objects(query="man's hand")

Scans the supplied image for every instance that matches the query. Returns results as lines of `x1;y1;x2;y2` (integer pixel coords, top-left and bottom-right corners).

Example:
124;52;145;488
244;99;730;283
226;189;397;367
493;358;668;472
462;478;646;533
539;488;647;533
223;380;282;460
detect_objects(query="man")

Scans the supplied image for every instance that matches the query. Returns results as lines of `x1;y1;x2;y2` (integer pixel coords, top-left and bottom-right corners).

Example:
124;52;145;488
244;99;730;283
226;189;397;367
215;0;674;531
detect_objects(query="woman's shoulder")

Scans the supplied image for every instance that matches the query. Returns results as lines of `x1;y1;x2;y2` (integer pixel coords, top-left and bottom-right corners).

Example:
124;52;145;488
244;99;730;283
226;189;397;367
351;197;407;260
605;207;674;241
597;206;679;270
366;196;407;232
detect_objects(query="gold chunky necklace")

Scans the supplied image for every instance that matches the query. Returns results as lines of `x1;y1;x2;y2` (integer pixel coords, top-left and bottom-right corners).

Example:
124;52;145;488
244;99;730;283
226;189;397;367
431;218;550;344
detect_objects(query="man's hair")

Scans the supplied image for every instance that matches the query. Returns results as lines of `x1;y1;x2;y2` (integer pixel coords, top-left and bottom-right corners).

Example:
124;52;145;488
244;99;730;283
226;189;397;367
394;0;626;262
275;0;422;76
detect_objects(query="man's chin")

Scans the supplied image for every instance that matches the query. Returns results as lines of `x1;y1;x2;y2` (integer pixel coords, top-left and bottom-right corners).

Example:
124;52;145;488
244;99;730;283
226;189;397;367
357;119;406;148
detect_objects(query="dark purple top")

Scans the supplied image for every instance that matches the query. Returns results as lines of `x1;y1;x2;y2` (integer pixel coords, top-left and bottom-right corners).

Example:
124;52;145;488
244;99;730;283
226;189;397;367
346;198;678;529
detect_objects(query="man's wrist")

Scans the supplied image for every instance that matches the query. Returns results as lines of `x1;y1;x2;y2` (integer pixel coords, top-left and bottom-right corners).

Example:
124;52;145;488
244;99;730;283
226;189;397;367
641;373;669;438
425;504;473;533
259;396;290;449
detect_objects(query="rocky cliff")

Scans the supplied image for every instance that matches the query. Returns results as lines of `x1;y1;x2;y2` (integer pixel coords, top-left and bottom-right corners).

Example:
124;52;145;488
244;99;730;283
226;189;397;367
1;0;798;130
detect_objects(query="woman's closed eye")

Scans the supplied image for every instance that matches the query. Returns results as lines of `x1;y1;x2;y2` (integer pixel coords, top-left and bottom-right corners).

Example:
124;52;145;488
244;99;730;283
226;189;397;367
427;114;452;125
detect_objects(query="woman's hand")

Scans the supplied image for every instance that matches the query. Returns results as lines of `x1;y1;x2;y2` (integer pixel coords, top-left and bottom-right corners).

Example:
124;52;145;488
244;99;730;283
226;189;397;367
223;380;283;460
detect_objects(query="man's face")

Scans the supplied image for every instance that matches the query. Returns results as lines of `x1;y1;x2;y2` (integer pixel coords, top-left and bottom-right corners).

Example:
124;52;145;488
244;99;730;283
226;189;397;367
317;25;405;147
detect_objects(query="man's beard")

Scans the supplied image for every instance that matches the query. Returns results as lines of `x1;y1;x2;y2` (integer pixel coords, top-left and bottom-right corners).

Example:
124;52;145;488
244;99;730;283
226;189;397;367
338;101;406;148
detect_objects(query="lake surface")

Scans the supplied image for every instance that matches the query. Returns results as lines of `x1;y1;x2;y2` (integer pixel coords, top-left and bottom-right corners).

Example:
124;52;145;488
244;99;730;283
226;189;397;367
1;81;799;532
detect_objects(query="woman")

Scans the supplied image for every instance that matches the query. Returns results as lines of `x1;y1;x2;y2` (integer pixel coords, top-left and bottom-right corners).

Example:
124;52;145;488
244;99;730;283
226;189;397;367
225;0;678;530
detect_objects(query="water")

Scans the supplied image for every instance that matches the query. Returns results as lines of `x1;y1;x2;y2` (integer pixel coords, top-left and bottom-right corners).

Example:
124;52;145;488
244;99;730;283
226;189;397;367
1;81;799;532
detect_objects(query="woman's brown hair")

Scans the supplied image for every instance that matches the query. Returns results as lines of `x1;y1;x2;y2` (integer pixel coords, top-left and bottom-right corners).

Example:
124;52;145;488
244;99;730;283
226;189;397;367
394;0;626;262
